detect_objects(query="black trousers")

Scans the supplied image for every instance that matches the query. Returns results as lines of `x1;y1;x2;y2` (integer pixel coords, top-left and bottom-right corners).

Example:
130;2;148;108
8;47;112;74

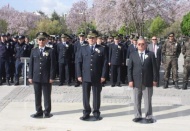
121;65;127;83
111;65;121;84
82;81;102;117
59;63;70;83
0;58;10;81
33;82;52;114
156;59;161;84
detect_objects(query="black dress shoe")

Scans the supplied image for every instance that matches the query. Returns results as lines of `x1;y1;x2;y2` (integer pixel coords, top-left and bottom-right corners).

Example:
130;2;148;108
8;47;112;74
117;83;122;87
80;115;90;120
93;116;102;121
14;82;19;86
75;83;80;87
59;83;63;86
145;118;154;123
6;80;11;86
31;112;43;118
132;118;142;122
67;83;71;86
111;84;115;87
44;113;53;118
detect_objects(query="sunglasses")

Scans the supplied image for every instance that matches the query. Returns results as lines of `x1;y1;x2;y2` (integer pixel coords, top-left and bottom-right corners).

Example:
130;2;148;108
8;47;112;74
39;38;46;41
138;43;145;46
152;39;157;40
169;36;174;37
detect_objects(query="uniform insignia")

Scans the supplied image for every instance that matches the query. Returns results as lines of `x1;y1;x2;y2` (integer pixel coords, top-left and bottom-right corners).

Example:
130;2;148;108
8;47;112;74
95;48;100;53
145;54;148;59
118;45;121;49
175;43;177;46
65;44;69;48
43;51;49;56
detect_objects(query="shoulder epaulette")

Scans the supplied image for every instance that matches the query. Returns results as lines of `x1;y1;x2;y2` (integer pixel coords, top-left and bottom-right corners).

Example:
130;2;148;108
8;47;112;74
81;44;88;46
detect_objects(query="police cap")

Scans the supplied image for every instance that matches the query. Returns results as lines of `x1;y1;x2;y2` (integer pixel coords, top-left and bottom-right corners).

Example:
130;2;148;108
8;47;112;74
87;30;98;38
18;35;25;39
36;32;48;39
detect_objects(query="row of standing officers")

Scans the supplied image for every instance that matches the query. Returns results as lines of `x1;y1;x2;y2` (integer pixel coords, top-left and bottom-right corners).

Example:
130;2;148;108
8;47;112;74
0;32;189;90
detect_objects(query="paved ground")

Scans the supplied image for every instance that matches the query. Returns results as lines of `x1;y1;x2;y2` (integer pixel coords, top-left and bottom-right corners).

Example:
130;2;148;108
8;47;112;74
0;54;190;131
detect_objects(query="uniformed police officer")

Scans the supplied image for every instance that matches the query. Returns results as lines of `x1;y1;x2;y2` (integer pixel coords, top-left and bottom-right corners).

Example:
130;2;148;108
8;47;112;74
6;34;16;83
74;32;88;87
77;30;107;121
0;33;11;85
109;34;125;87
181;36;190;89
29;32;56;118
57;34;72;86
162;32;181;89
14;35;30;85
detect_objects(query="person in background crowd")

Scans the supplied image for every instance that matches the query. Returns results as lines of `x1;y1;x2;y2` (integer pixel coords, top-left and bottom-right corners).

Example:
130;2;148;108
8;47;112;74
14;35;29;85
57;34;72;86
181;36;190;90
0;33;11;85
109;34;125;87
147;36;162;87
74;32;88;87
162;32;181;89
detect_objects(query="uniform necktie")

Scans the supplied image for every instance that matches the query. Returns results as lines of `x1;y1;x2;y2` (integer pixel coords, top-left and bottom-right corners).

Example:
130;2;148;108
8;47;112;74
140;53;143;64
40;48;43;57
90;46;93;53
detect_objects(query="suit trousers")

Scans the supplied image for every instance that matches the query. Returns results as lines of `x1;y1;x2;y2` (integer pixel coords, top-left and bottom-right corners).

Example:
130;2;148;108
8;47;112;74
156;59;161;84
33;82;52;114
82;81;102;117
59;63;70;83
111;65;121;84
133;85;153;119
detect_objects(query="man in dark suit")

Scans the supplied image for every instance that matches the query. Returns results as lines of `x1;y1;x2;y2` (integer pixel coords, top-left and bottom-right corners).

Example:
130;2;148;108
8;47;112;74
57;34;73;86
77;30;107;121
128;38;157;123
29;32;56;118
74;32;88;87
147;36;162;87
109;34;125;87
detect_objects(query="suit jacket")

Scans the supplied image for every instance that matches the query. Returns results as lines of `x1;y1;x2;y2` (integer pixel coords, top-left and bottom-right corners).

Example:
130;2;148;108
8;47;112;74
109;43;125;65
74;41;88;63
147;43;162;65
77;44;108;83
126;44;137;59
128;50;157;87
29;47;56;83
57;42;72;64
